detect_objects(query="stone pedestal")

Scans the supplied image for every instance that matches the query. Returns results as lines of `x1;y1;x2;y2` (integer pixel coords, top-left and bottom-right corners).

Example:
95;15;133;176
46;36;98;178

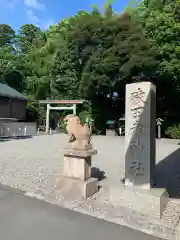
55;148;98;199
65;142;93;151
123;82;169;218
110;185;169;220
106;129;116;136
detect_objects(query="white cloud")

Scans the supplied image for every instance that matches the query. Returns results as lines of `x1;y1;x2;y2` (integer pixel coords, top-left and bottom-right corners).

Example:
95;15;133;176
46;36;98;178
0;0;45;10
26;10;56;30
42;19;55;30
3;0;54;30
23;0;45;10
26;9;40;26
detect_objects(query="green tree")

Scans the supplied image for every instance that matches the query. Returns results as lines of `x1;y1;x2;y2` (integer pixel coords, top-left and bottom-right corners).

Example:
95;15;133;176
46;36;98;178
18;24;41;54
51;10;157;132
134;0;180;123
0;24;15;47
103;0;115;17
0;4;161;132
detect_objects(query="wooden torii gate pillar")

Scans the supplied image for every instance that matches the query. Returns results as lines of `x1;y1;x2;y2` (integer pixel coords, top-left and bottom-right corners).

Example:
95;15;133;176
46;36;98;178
39;100;84;134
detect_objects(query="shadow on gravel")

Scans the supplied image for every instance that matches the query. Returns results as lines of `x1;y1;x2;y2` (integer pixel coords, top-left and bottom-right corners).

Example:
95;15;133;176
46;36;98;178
9;135;33;140
0;136;33;142
0;138;10;142
155;148;180;198
91;167;106;181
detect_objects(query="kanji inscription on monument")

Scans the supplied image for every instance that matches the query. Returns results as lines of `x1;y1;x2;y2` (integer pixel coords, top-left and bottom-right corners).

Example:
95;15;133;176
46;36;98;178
130;161;144;177
125;82;156;190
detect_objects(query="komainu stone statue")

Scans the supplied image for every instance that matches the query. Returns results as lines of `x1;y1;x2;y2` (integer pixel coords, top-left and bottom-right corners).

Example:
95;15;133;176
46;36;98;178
64;115;92;150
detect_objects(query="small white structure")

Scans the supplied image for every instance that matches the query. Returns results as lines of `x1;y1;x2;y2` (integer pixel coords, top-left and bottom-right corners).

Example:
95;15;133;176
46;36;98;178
0;120;36;137
39;100;84;134
119;117;125;136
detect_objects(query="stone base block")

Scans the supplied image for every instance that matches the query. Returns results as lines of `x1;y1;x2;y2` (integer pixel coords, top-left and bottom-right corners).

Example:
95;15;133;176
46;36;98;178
63;149;97;181
110;186;169;220
65;143;93;151
63;155;92;181
106;129;117;136
176;221;180;240
55;177;98;199
63;149;97;158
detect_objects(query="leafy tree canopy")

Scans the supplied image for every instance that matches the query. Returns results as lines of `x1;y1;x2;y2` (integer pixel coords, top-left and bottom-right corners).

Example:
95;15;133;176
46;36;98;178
0;0;179;134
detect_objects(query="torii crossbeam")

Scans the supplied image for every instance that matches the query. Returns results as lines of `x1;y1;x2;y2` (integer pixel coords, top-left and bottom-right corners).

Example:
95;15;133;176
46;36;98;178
39;100;84;134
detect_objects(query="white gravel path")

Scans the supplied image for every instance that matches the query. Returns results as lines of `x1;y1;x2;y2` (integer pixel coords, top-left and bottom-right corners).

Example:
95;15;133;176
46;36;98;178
0;134;180;197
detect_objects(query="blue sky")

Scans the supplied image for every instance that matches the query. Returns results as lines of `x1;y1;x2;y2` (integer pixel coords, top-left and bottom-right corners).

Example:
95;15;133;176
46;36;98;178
0;0;130;31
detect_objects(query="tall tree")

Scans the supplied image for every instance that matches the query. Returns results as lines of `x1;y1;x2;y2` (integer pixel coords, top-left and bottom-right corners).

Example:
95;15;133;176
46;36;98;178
134;0;180;118
51;10;157;131
0;24;15;47
18;24;41;53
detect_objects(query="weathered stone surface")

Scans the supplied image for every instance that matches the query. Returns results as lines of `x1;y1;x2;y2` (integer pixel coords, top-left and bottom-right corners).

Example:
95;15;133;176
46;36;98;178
124;82;169;220
125;82;156;190
63;115;91;149
176;221;180;240
63;149;97;158
54;177;98;199
63;156;91;181
61;147;98;198
109;186;169;220
65;143;92;151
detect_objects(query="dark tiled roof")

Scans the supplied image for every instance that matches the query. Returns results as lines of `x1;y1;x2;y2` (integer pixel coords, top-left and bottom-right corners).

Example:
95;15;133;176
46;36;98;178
0;83;28;100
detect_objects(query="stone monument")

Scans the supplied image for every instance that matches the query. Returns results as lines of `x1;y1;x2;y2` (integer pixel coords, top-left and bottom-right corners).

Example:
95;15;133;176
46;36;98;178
54;115;98;199
111;82;169;219
125;82;156;189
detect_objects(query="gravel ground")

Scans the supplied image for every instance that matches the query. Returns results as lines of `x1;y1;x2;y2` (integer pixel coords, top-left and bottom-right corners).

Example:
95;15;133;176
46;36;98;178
0;134;180;197
1;134;180;239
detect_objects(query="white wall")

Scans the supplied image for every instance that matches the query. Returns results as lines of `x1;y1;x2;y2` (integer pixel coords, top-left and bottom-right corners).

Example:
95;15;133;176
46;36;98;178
0;122;36;137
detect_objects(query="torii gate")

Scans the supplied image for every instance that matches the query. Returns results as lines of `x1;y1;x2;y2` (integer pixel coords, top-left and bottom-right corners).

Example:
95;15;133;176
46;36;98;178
39;100;84;134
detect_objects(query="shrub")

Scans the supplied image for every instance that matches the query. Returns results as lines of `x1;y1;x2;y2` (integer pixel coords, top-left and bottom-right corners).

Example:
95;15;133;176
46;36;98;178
59;113;67;133
79;110;90;124
165;124;180;139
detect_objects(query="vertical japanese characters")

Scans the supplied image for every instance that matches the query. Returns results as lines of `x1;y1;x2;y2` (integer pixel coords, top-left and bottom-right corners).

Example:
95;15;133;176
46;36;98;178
128;88;147;177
